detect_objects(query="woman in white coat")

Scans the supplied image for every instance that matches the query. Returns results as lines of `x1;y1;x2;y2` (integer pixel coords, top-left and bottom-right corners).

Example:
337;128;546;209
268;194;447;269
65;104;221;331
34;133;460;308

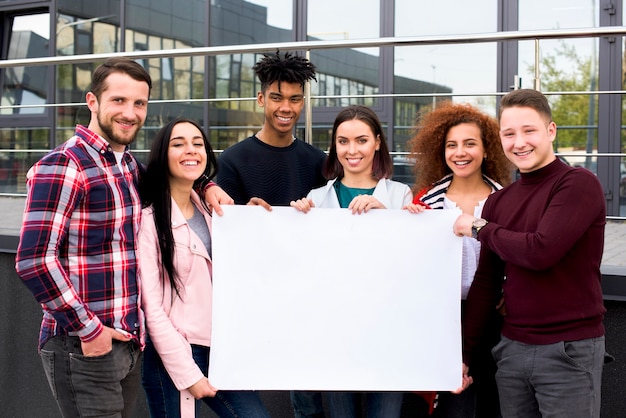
291;105;424;418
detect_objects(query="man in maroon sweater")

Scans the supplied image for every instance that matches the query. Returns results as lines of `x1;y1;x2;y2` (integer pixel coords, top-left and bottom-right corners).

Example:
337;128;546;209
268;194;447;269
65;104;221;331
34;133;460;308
453;89;606;418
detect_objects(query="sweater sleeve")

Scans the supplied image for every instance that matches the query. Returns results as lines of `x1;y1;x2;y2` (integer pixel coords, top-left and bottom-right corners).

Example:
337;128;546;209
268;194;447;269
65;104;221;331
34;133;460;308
478;170;605;271
462;240;505;368
138;210;205;391
15;153;103;342
216;149;248;205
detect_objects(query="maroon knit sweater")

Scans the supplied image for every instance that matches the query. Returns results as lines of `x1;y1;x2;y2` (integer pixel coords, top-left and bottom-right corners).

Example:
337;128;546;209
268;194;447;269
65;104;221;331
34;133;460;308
463;158;606;367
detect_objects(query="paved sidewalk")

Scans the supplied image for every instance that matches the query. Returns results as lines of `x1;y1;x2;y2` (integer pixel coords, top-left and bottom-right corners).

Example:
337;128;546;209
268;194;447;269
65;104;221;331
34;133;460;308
1;196;625;268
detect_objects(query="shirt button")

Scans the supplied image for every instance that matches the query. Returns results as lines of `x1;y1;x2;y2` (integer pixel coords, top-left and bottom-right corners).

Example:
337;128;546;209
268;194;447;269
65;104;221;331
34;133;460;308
192;244;196;249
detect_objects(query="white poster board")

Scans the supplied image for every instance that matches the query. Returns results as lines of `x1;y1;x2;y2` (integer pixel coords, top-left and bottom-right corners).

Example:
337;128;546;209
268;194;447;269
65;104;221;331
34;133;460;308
209;206;462;391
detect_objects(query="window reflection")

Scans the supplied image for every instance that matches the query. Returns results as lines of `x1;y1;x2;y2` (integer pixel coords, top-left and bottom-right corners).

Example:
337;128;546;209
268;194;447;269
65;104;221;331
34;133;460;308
394;0;498;150
0;128;50;194
622;13;626;216
308;0;380;108
519;0;600;175
1;14;49;115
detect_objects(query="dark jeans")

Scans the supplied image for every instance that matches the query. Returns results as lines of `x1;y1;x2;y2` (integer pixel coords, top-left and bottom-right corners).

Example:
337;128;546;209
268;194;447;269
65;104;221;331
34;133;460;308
432;300;502;418
142;341;270;418
290;391;325;418
40;335;142;418
327;392;403;418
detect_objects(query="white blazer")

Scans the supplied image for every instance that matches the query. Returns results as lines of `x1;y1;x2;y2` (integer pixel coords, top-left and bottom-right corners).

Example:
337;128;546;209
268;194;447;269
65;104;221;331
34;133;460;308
307;178;413;209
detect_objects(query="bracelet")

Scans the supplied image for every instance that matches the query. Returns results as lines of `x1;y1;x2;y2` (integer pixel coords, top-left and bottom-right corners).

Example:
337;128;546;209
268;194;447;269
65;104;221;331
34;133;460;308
202;180;217;194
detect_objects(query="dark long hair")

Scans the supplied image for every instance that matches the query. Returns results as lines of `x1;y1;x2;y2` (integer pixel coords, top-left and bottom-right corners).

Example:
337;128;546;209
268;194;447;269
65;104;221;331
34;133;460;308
324;105;393;180
141;118;217;296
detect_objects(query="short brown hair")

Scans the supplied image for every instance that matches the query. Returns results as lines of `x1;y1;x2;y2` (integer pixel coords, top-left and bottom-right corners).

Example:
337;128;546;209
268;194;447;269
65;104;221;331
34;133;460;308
90;57;152;100
498;89;552;124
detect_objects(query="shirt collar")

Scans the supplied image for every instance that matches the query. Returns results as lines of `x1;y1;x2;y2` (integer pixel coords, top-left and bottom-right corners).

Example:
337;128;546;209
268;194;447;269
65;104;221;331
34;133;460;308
74;125;125;155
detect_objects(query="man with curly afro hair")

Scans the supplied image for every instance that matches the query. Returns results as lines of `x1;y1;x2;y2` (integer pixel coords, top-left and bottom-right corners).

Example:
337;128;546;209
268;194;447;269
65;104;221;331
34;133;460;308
217;51;327;210
216;51;328;418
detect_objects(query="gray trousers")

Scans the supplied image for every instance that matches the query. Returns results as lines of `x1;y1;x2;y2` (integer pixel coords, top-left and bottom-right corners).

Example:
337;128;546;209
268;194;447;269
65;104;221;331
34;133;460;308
40;335;142;418
492;335;604;418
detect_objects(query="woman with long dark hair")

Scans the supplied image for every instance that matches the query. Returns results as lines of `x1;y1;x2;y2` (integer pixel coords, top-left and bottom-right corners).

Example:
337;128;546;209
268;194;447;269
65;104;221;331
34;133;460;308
139;118;270;418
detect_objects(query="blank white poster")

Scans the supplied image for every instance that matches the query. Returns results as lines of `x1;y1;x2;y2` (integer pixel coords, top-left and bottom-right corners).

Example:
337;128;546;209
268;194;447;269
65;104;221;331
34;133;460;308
209;206;463;391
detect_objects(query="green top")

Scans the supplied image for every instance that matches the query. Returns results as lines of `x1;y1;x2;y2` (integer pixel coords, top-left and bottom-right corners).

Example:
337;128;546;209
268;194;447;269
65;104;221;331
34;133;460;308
333;180;376;208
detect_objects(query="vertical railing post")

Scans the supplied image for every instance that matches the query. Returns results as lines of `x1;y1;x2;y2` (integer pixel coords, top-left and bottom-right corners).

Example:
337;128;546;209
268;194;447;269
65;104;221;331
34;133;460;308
533;39;541;91
305;49;313;144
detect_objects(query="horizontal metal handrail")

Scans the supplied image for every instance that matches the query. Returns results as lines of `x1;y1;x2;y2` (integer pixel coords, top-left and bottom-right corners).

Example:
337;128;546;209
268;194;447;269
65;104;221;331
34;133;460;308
3;90;626;112
1;26;626;68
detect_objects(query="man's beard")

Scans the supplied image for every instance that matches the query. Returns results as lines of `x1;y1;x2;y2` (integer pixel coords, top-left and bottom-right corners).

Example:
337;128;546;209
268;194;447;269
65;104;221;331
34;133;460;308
97;113;140;149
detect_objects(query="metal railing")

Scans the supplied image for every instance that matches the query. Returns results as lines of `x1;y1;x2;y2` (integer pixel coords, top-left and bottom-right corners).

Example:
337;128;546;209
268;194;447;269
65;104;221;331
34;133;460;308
2;26;626;220
3;26;626;135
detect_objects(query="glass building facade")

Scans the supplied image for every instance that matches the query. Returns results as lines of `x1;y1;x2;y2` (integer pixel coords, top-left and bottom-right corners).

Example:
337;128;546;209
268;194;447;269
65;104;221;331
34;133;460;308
1;0;625;216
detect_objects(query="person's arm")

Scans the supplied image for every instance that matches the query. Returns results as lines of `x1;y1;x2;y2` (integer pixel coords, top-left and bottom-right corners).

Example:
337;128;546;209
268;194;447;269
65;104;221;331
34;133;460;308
15;153;104;342
458;171;605;270
188;378;218;399
462;242;505;368
137;211;206;391
201;181;234;216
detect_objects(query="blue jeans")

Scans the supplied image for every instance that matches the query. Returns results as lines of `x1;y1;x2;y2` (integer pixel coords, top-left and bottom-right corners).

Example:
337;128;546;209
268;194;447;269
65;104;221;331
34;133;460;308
492;335;604;418
142;342;270;418
327;392;403;418
40;335;142;418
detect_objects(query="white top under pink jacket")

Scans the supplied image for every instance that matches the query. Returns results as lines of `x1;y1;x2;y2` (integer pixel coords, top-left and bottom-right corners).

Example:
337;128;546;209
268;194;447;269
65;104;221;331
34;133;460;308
138;190;213;393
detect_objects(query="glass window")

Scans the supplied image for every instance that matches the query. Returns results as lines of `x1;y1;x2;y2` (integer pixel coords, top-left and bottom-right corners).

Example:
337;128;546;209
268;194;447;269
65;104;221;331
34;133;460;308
0;127;50;194
394;0;497;102
393;0;498;152
519;0;600;174
308;0;380;109
210;0;293;46
621;7;626;216
1;14;50;115
55;11;119;135
127;0;206;47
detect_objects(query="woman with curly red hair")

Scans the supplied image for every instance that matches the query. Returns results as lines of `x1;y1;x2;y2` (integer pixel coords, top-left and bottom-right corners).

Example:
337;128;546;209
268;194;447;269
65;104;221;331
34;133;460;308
409;102;512;418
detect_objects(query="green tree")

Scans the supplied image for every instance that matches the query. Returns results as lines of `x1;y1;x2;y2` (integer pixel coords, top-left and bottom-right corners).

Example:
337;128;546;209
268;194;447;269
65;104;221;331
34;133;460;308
529;42;597;152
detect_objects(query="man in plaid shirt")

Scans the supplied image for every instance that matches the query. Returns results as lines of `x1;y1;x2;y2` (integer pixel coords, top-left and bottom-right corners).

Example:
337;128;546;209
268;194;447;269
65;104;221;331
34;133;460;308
14;57;151;417
16;57;231;418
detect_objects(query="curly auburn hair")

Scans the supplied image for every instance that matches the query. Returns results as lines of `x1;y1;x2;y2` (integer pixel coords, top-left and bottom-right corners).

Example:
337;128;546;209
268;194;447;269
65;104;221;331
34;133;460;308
409;102;513;193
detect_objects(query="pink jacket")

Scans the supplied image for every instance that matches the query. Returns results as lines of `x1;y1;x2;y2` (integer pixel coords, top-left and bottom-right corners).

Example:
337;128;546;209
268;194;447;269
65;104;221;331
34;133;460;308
138;191;213;393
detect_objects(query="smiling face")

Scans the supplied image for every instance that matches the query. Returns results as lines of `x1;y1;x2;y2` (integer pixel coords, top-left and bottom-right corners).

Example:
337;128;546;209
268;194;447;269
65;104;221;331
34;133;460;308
499;106;557;173
257;81;305;140
444;122;486;180
335;119;381;182
86;72;149;152
167;122;207;187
